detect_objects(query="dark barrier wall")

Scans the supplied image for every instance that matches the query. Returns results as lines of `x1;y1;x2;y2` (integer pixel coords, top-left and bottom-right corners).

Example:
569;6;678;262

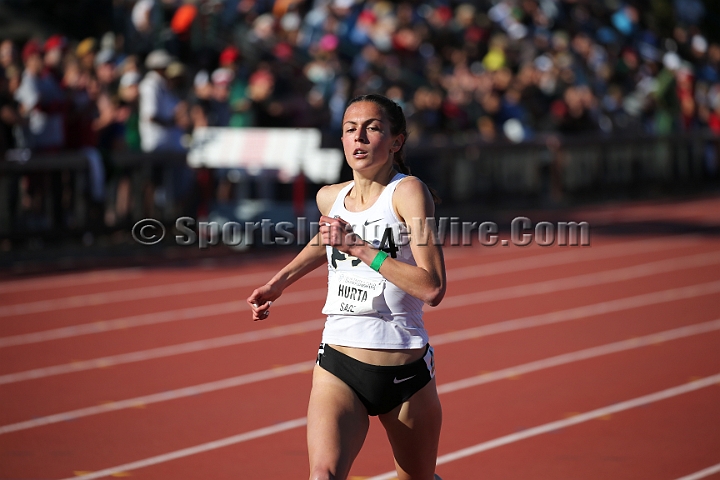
1;131;718;240
408;131;719;205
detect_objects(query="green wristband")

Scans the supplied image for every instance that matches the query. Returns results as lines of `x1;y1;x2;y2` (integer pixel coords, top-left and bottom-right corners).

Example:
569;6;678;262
369;250;389;272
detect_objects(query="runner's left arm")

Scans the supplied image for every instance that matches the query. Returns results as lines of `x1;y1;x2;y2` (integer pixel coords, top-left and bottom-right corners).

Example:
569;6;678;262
320;177;446;306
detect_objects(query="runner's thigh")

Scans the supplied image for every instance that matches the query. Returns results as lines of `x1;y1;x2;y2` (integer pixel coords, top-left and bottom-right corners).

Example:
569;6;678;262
307;365;370;480
378;378;442;480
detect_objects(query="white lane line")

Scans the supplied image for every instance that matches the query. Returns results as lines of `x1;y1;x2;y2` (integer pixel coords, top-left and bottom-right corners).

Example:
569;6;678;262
675;462;720;480
0;288;327;349
0;301;250;348
0;319;325;385
0;236;697;318
0;270;286;318
0;269;144;294
436;375;720;465
430;281;720;346
0;362;315;435
2;245;715;349
446;235;700;281
435;250;720;311
0;300;252;348
436;318;720;394
2;279;719;386
56;363;720;479
4;318;719;436
59;417;309;480
367;374;720;480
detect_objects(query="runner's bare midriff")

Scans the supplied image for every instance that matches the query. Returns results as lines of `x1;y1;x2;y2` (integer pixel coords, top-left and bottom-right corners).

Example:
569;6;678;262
329;344;426;366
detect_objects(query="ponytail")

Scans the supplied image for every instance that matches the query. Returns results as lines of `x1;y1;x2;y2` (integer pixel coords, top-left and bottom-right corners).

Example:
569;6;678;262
393;150;411;175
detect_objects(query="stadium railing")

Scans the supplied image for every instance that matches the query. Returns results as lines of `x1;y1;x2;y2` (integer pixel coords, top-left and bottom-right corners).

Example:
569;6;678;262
0;130;717;241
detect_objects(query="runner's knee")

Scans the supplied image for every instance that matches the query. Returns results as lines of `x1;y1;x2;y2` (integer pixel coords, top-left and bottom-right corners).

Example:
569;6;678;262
309;467;337;480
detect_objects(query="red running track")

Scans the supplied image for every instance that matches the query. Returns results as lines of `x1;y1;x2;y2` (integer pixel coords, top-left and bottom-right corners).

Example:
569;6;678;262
1;196;720;480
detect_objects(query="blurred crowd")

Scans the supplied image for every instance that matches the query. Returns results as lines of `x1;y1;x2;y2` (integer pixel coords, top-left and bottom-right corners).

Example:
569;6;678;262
2;0;719;155
0;0;719;233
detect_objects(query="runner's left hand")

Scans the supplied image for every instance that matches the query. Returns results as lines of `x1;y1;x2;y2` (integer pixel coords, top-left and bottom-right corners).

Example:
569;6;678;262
319;215;363;255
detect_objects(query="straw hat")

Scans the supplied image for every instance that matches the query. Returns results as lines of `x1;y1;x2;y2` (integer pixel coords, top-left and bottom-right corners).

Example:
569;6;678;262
145;49;173;70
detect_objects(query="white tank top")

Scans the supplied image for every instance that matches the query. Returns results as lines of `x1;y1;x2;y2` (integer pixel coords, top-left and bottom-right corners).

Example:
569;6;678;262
320;173;428;349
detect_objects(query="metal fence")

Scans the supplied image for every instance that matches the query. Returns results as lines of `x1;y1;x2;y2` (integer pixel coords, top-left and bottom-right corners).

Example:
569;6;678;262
409;131;718;205
1;131;718;240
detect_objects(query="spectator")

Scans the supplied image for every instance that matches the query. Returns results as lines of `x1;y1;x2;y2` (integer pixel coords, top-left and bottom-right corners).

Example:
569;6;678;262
42;35;66;83
408;86;444;134
166;60;191;134
118;71;141;151
209;67;233;127
62;57;97;150
554;85;599;134
15;39;65;151
0;65;21;153
218;46;253;128
137;49;187;216
0;39;18;71
76;37;97;73
94;48;117;91
248;66;286;127
138;49;183;152
189;69;212;130
104;70;142;228
128;0;160;56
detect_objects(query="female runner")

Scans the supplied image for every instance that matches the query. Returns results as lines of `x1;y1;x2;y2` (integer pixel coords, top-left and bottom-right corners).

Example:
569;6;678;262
247;94;446;480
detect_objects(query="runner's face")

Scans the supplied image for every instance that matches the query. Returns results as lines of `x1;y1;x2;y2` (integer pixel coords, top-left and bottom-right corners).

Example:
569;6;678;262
341;102;399;173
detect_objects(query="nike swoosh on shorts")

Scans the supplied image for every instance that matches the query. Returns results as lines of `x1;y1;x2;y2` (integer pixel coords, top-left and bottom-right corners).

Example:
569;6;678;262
393;375;416;384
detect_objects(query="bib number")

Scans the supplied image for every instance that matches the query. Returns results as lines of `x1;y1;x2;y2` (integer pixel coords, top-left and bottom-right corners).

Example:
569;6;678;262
322;273;385;316
379;227;398;258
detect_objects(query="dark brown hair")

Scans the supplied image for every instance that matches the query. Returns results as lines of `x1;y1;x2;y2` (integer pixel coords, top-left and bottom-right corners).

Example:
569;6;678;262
346;94;441;203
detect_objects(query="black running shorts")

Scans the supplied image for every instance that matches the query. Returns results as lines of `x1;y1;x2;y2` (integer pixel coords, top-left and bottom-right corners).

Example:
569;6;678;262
316;343;435;416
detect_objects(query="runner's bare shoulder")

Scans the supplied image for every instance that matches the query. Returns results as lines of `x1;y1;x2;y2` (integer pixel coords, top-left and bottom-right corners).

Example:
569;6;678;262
317;182;352;216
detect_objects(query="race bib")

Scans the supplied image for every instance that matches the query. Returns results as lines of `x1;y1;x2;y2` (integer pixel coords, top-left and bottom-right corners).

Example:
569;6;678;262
322;273;385;315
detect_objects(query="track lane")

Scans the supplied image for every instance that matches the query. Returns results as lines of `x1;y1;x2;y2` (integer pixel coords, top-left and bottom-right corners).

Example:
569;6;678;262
430;374;720;480
2;244;717;374
5;317;717;479
355;335;720;478
3;313;718;437
2;258;716;476
0;235;699;333
1;230;720;478
0;269;145;294
1;264;718;426
0;373;314;479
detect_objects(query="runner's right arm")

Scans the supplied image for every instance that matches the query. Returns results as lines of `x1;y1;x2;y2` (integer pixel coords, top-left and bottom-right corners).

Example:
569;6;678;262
246;183;347;320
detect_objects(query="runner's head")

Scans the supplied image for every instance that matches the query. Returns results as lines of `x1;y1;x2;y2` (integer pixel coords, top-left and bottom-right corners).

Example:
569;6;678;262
345;94;410;176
